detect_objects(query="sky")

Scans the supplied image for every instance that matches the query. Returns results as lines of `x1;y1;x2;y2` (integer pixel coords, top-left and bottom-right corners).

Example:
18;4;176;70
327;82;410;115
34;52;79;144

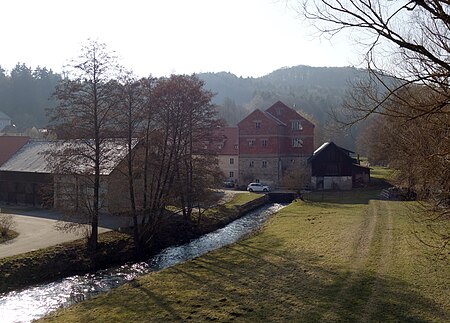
0;0;360;78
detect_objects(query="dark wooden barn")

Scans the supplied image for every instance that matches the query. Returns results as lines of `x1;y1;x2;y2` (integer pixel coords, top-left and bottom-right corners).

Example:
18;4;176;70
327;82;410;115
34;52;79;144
0;140;53;206
308;142;370;190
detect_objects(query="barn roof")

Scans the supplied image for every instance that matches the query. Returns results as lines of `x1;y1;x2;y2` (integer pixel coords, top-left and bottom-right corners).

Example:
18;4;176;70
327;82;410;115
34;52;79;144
309;142;356;163
0;136;30;166
0;138;139;175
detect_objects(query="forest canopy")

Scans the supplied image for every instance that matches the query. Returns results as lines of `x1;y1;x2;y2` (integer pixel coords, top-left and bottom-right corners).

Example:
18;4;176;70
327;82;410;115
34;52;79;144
0;63;61;131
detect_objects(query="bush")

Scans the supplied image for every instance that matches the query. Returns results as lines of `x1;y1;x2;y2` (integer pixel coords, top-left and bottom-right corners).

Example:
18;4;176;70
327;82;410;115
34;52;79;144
0;214;15;237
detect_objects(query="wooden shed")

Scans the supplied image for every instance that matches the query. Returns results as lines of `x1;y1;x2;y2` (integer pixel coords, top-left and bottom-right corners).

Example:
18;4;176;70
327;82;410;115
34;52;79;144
308;142;370;190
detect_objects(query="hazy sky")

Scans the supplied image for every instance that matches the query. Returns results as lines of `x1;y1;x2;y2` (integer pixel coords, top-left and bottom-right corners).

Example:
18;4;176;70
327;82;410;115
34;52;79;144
1;0;359;77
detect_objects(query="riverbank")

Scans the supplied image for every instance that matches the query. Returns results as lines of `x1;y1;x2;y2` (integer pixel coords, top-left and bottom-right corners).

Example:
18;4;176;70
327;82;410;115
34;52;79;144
0;192;265;294
40;185;449;322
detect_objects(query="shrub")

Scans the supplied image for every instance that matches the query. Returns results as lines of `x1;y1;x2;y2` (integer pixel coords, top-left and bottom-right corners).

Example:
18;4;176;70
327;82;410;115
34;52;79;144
0;214;15;237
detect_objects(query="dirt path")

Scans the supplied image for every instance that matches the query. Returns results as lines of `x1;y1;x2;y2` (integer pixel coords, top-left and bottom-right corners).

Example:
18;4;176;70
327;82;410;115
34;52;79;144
360;201;394;322
322;200;394;321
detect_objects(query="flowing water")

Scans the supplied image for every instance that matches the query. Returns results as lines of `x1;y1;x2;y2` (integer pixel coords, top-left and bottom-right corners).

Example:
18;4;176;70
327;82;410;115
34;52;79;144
0;203;285;323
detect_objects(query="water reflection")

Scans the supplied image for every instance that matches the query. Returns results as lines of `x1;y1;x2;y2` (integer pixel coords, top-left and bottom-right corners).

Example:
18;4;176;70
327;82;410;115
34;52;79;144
0;203;285;323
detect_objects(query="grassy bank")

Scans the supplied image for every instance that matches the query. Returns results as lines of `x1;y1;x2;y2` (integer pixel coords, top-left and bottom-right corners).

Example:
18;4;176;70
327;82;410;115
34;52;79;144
0;192;262;294
0;231;134;294
41;187;449;322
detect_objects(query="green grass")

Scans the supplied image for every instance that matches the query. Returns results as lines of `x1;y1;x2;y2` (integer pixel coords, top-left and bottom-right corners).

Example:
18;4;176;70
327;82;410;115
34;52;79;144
40;188;449;322
370;166;394;187
224;192;261;207
195;193;262;229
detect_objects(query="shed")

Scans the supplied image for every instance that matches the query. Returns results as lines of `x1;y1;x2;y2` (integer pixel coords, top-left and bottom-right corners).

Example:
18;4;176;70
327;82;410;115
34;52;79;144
0;138;140;211
308;142;370;190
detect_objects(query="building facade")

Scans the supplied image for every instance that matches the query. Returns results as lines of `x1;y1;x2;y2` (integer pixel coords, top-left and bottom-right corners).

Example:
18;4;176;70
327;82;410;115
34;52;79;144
237;101;315;187
215;127;239;184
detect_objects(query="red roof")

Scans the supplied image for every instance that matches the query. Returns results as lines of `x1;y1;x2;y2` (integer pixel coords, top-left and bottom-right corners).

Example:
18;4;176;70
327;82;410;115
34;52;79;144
0;136;30;166
213;127;238;155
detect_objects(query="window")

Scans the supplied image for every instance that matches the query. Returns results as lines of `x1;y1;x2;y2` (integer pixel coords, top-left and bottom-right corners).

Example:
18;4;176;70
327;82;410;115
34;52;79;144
255;121;261;129
234;144;238;150
248;139;255;147
292;138;303;147
229;171;234;178
255;179;260;183
261;139;268;147
262;160;267;168
249;161;254;168
230;158;234;165
292;120;302;130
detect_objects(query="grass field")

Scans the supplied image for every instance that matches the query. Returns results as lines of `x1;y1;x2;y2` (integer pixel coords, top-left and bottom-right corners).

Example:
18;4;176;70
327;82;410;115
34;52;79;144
40;183;449;322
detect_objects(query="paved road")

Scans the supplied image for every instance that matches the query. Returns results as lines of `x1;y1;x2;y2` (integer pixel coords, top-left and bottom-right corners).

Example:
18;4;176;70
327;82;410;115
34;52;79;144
0;207;132;259
0;190;248;259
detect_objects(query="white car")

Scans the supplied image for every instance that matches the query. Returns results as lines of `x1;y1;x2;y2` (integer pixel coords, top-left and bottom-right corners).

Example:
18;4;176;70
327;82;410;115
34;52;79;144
247;182;270;192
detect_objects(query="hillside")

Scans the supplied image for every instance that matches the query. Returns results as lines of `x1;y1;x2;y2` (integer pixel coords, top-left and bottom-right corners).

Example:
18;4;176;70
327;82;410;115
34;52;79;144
199;65;369;124
198;65;372;149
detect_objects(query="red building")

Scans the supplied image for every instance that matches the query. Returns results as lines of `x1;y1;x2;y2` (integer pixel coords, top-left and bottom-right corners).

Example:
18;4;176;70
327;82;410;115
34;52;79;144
237;101;314;187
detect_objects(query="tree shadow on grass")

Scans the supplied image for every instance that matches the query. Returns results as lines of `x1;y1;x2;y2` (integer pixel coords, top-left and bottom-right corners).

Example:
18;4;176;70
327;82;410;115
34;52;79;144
118;235;448;322
305;188;382;205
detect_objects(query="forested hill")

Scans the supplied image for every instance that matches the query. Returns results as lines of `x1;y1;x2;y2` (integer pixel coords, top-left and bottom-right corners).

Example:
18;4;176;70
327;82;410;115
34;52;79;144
0;63;369;147
0;64;61;131
198;65;369;127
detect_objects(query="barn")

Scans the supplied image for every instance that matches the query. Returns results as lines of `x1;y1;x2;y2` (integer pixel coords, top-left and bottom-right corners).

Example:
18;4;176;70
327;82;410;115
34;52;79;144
308;142;370;190
0;138;140;211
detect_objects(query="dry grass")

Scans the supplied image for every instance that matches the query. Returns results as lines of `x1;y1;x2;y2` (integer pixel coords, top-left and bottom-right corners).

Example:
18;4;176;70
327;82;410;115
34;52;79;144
40;186;450;322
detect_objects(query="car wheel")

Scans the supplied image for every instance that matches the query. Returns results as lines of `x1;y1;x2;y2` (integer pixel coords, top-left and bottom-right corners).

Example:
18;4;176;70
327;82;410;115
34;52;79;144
249;188;253;192
263;188;268;192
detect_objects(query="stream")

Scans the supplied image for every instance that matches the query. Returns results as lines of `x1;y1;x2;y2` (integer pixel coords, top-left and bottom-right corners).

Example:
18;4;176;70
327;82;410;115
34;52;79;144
0;203;285;323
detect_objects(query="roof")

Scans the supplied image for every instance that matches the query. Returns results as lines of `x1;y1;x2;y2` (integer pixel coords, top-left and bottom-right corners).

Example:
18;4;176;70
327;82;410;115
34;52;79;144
312;142;331;156
0;138;139;175
237;108;287;128
0;111;11;120
265;101;315;128
262;111;286;126
0;136;30;166
219;127;238;155
309;142;355;162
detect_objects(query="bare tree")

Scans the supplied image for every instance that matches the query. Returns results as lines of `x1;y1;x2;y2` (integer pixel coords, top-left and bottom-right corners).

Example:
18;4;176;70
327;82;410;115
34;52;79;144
137;75;221;249
296;0;450;122
116;73;154;255
296;0;450;253
48;39;122;251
